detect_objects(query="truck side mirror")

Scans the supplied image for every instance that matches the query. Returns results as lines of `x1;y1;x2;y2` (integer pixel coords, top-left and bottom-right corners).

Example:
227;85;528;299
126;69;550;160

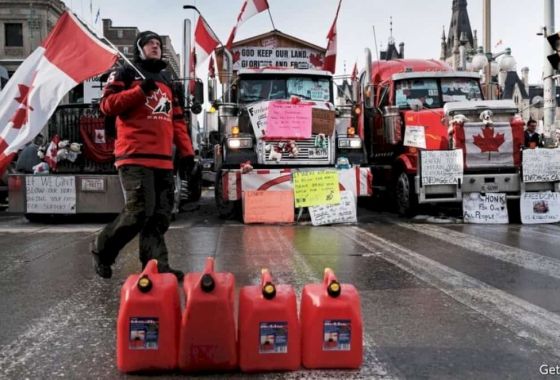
191;80;204;115
208;78;216;103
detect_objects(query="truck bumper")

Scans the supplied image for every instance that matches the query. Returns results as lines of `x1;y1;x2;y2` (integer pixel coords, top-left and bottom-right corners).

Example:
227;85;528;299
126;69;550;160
8;174;124;214
220;166;372;201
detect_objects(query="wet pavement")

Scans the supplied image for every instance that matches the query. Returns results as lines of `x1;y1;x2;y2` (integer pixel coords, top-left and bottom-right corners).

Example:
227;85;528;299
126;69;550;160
0;191;559;379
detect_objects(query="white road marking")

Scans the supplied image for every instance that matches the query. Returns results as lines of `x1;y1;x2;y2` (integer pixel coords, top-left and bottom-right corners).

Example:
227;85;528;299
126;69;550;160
394;222;560;280
339;226;560;357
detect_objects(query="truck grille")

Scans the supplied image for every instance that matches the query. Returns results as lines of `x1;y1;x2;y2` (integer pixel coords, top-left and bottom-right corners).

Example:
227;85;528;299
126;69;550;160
260;137;332;164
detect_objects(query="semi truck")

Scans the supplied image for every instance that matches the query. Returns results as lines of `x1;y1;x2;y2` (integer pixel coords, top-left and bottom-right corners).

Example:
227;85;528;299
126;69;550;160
354;51;549;216
207;41;371;219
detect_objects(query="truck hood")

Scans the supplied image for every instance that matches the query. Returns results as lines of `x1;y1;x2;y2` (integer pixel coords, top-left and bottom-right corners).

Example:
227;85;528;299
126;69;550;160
402;109;448;150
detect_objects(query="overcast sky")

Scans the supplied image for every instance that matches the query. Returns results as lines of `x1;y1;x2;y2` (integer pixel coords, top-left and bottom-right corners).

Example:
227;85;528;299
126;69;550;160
62;0;559;83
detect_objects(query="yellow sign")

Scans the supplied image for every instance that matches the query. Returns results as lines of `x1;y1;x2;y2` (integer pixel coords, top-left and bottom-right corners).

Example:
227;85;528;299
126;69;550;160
293;170;340;207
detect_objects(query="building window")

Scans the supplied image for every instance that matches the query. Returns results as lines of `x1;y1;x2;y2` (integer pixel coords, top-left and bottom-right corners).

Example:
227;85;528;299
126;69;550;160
5;23;23;47
117;30;123;38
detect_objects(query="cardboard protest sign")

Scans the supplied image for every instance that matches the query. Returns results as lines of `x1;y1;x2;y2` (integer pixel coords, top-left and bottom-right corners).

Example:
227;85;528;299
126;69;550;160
243;190;294;224
266;101;312;138
293;170;340;207
420;149;463;186
403;125;426;149
462;192;508;224
522;148;560;183
311;108;336;136
520;191;560;224
247;101;270;138
309;191;357;225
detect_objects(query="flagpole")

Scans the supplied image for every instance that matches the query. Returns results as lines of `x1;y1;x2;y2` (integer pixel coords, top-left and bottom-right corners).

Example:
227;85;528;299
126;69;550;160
266;2;276;30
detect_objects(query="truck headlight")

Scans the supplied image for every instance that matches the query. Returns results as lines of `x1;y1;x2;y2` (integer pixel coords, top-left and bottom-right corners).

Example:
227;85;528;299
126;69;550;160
338;138;362;149
227;137;253;149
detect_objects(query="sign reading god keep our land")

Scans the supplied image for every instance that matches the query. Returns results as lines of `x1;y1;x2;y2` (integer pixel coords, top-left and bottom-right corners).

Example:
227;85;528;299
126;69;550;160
522;148;560;183
266;101;312;139
247;101;270;139
462;192;508;224
420;149;463;185
403;125;426;149
293;170;340;207
26;176;76;214
520;191;560;224
309;191;357;225
232;46;324;70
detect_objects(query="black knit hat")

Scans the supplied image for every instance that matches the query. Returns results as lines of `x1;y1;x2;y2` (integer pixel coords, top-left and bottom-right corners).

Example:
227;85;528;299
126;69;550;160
134;31;163;61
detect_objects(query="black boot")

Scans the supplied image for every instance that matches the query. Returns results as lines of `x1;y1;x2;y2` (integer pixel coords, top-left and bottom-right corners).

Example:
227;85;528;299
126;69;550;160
158;264;184;282
91;243;112;279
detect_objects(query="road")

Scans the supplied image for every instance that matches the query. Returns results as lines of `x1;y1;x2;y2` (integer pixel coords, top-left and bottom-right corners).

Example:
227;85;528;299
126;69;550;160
0;191;559;379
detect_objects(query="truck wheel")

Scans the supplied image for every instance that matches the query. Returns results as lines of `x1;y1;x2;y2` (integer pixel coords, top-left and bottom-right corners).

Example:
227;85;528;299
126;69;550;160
214;170;240;220
396;172;418;217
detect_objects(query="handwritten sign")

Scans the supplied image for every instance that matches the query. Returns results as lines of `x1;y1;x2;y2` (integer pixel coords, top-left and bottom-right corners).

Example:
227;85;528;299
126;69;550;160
26;176;76;214
243;190;294;224
293;170;340;207
403;125;426;149
520;191;560;224
462;192;508;224
522;148;560;183
247;101;270;138
232;46;324;70
309;191;357;225
311;108;336;136
266;102;312;139
420;149;463;185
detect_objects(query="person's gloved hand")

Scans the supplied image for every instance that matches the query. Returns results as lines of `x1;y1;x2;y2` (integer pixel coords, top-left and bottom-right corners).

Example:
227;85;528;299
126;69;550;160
180;156;195;177
140;79;158;94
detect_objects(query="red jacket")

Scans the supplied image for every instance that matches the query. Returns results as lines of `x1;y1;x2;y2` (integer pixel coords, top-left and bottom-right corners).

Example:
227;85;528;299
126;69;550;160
100;65;194;170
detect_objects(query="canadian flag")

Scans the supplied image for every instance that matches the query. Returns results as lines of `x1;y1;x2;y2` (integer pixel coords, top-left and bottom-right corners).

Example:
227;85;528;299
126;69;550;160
0;11;118;175
226;0;269;50
194;16;220;68
323;0;342;74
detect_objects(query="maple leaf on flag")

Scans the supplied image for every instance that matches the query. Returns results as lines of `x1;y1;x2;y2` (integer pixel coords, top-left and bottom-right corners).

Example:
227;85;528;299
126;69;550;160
473;126;505;160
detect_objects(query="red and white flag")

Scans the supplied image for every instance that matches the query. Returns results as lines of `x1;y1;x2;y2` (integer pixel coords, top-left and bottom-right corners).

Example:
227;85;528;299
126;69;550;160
0;11;118;175
208;55;216;79
194;16;220;68
226;0;269;50
323;0;342;74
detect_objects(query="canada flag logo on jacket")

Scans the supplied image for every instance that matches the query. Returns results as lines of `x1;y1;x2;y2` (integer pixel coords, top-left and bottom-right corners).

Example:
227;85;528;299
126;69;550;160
145;88;171;115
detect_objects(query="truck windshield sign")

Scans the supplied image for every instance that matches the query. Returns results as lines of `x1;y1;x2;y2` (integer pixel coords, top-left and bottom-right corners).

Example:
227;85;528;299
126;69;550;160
395;77;482;109
239;77;331;103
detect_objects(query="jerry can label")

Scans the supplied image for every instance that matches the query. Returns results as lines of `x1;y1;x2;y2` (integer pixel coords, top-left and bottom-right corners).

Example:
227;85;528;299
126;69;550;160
129;317;159;350
259;322;288;354
323;320;351;351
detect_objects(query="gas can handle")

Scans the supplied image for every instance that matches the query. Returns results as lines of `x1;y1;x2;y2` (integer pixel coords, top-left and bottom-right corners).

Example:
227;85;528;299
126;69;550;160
261;268;276;299
143;259;159;274
203;257;215;274
323;267;341;297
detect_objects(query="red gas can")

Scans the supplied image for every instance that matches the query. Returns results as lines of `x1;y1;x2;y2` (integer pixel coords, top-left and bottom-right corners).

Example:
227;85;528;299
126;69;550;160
178;257;237;372
116;260;181;373
300;268;363;369
238;269;300;372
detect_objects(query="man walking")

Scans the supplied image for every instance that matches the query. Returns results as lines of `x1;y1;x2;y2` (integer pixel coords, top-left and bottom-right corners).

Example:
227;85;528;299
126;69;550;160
91;31;194;280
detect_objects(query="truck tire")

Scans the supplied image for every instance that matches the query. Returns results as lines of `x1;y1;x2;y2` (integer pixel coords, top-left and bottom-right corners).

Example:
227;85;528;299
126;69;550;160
396;172;418;217
214;170;240;220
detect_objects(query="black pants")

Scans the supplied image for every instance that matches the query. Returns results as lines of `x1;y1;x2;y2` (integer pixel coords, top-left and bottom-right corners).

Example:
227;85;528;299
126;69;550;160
95;165;175;271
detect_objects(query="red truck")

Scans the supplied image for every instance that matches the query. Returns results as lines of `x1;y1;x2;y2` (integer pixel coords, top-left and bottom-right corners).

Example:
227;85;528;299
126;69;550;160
355;51;532;215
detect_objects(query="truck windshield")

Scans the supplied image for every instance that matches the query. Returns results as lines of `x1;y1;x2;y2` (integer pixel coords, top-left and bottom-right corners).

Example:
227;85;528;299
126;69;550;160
239;76;331;103
395;77;483;109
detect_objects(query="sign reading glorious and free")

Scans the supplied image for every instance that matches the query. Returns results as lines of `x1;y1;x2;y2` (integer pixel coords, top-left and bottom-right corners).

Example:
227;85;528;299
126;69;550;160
420;149;464;185
522;148;560;183
232;46;324;70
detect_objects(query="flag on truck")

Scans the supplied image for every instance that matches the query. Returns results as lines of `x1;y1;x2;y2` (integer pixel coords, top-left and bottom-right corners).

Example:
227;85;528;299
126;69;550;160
0;11;118;175
226;0;270;50
194;16;220;67
323;0;342;74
